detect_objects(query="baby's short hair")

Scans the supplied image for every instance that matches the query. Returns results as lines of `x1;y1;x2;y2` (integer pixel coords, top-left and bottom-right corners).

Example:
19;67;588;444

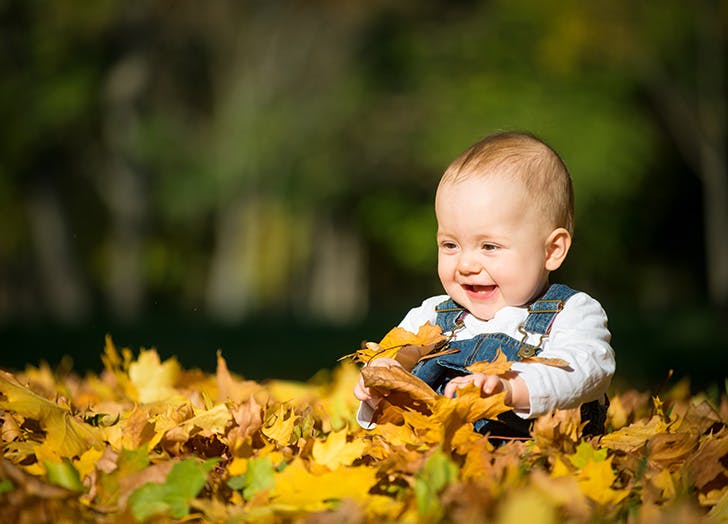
440;131;574;235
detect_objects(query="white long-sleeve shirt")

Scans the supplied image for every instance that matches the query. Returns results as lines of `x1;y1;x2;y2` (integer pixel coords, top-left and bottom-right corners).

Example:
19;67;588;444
357;290;615;427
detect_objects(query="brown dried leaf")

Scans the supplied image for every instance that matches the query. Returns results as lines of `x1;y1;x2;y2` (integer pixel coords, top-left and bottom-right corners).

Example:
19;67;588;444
687;429;728;491
521;356;571;368
216;351;262;404
532;408;583;450
361;365;437;404
600;415;669;453
647;432;699;466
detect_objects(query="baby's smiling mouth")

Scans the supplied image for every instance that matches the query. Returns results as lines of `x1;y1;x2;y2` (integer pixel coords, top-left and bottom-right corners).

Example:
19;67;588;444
463;284;497;296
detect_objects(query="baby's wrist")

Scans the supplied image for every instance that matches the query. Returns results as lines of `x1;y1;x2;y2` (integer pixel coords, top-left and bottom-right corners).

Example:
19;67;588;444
500;378;513;405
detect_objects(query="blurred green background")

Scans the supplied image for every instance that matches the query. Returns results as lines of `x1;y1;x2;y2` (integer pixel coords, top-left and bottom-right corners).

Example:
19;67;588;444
0;0;726;393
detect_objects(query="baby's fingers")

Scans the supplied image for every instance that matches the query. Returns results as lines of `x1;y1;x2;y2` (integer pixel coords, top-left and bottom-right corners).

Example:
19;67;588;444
480;375;503;395
444;375;473;398
353;379;372;401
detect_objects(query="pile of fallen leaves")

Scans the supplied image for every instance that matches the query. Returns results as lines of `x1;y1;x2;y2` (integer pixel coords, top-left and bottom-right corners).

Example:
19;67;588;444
1;332;727;524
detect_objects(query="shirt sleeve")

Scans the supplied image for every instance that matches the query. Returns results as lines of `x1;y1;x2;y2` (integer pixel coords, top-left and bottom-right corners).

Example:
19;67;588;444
509;292;615;418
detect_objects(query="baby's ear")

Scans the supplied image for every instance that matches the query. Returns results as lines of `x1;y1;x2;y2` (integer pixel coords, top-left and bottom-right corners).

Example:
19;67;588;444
544;228;572;271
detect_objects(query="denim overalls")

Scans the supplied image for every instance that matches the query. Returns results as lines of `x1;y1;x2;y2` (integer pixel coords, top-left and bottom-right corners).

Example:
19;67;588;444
410;284;608;438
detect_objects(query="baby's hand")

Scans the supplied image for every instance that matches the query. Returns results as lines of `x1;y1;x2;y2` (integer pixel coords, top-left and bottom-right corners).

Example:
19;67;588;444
444;372;511;403
353;357;402;405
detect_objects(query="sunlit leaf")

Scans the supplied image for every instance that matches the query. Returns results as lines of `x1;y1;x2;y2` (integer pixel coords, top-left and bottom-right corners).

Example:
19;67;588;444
567;441;608;468
312;428;367;469
361;365;437;404
344;322;446;364
466;349;513;376
261;405;297;446
1;333;726;522
577;457;630;506
127;349;182;404
270;458;377;511
0;370;103;458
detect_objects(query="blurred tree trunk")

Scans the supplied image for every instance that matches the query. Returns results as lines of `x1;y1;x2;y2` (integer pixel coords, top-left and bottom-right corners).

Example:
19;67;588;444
98;53;149;322
639;2;728;307
26;181;90;322
200;3;367;322
306;218;367;323
205;197;257;321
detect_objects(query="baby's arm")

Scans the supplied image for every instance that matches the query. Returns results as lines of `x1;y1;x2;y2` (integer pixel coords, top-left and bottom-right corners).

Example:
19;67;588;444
509;291;615;418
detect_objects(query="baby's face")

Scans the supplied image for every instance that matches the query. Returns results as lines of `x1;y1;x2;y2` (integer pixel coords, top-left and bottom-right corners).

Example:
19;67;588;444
435;175;555;321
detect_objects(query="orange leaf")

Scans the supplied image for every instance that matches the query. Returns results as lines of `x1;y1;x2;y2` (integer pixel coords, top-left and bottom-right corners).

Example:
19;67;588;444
345;322;446;364
466;349;513;376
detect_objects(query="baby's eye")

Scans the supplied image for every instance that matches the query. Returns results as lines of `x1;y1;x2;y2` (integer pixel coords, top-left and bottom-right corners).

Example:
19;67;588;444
439;241;458;250
481;243;498;251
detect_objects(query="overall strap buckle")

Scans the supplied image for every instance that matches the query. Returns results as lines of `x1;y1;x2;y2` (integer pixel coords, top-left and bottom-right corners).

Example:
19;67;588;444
516;325;543;358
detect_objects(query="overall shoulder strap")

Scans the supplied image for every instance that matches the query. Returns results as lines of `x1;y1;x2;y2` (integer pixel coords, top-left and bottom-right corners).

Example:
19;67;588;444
434;299;465;332
522;284;579;335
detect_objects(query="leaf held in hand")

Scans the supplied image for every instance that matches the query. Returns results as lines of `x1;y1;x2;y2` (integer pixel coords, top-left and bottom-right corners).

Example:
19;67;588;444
361;365;437;404
342;322;446;364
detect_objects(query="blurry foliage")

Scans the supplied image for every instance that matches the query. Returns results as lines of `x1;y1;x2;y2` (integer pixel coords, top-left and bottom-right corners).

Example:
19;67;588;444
0;0;725;325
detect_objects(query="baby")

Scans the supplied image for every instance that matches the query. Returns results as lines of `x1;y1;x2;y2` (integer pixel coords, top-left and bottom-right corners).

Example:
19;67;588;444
354;131;615;437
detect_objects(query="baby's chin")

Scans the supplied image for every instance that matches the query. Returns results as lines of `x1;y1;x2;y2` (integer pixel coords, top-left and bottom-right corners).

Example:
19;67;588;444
464;302;501;322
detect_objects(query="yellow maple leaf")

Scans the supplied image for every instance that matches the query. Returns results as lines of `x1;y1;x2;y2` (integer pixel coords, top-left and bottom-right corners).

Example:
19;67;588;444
433;383;510;425
74;447;105;479
261;405;297;446
600;415;670;452
431;384;510;450
128;349;182;404
370;419;423;449
0;370;103;459
577;457;630;506
164;403;232;444
311;428;367;470
550;456;572;478
270;458;377;511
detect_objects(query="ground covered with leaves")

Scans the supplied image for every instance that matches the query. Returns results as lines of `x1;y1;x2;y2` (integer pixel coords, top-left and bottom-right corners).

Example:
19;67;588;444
1;334;727;523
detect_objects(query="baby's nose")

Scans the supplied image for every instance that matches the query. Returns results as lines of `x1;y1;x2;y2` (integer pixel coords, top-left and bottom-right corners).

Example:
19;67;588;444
457;254;482;274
